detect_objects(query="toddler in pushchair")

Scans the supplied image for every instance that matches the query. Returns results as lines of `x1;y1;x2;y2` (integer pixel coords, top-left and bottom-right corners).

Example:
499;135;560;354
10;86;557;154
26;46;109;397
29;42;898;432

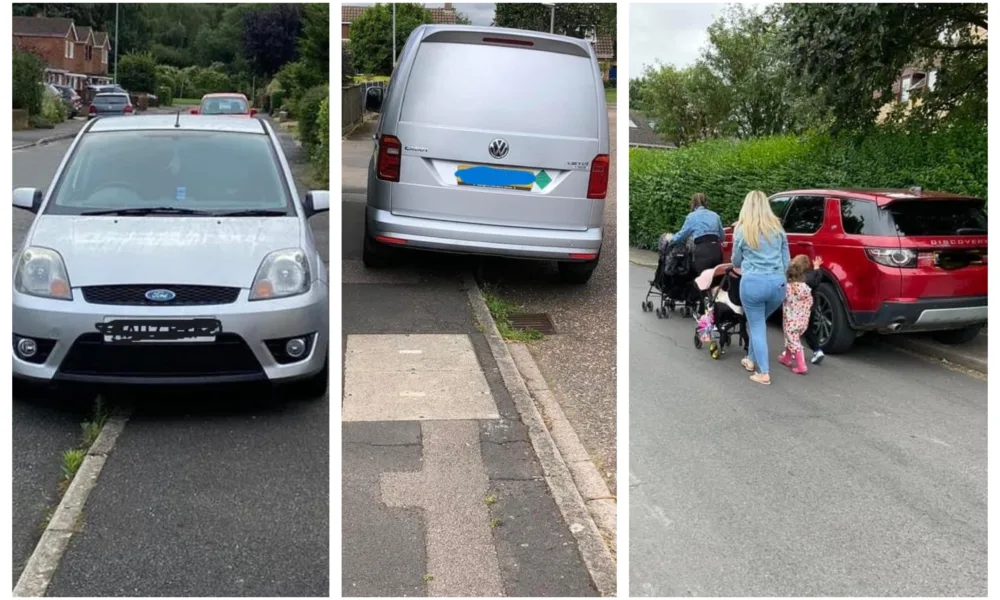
641;233;701;319
692;263;748;360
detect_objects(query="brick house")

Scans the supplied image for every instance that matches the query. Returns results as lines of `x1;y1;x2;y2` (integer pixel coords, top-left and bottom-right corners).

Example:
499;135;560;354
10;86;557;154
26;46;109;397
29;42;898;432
629;110;675;150
13;16;112;92
590;34;616;84
341;3;458;40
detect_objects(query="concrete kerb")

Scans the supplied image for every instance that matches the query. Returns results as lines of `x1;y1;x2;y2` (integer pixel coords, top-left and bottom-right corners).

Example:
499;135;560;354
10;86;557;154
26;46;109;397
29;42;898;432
12;131;78;151
13;407;131;597
464;275;617;597
629;246;987;374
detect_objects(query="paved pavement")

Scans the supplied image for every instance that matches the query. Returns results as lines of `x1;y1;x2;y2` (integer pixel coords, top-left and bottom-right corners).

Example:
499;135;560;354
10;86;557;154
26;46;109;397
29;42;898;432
341;131;604;594
628;262;987;596
12;118;330;595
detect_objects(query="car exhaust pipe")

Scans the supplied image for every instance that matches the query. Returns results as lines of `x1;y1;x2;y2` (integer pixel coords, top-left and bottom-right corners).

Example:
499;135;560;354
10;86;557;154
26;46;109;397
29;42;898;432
887;320;906;332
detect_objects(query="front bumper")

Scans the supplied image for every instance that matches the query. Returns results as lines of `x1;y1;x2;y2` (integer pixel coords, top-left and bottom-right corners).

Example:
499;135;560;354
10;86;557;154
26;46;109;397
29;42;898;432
853;296;988;333
13;283;328;385
367;207;602;261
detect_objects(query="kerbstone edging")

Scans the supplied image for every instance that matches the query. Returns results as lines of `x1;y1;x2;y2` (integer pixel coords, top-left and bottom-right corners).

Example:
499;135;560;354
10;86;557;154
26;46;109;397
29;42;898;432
464;276;617;597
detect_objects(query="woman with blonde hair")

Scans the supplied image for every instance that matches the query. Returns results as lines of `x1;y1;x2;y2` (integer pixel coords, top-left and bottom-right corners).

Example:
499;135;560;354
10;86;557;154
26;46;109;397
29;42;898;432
732;190;790;385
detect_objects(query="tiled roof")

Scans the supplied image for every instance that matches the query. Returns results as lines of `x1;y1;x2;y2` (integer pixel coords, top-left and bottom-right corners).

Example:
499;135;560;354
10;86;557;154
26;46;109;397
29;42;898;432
93;31;110;46
592;34;615;59
75;26;93;42
342;4;456;25
13;16;75;38
629;110;675;149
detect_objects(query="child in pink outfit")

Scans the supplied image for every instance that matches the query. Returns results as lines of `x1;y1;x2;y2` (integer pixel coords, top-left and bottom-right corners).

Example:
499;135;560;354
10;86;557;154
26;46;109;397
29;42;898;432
779;255;815;374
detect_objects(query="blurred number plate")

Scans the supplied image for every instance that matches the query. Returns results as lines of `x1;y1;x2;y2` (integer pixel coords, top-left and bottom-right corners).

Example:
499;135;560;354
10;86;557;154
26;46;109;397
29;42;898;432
96;317;221;344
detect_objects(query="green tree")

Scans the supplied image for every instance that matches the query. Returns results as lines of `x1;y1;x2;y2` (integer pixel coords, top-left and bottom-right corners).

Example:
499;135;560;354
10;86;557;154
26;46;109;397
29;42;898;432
780;2;988;130
350;3;433;76
12;48;44;115
118;51;158;93
633;62;732;146
299;3;330;81
455;11;472;25
493;3;615;38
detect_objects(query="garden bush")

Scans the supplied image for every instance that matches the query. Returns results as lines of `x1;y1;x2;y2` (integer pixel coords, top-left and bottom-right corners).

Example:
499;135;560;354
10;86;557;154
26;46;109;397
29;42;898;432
188;67;232;98
13;49;44;115
295;84;328;153
158;85;174;106
629;124;988;249
312;95;330;187
40;88;67;123
118;52;158;93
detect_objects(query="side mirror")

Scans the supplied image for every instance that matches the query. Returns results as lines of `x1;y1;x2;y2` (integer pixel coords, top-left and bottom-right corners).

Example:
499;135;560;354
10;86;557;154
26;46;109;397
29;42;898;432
303;191;330;218
249;108;258;117
189;108;199;115
13;188;43;213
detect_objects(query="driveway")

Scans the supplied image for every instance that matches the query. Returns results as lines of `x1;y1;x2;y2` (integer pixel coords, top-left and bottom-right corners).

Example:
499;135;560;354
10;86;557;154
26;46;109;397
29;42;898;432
628;262;987;596
11;119;330;596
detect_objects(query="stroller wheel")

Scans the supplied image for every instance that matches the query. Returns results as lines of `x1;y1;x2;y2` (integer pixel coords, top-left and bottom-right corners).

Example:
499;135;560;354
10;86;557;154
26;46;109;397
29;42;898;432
668;300;676;311
641;301;648;312
694;333;703;349
655;307;661;318
709;341;721;359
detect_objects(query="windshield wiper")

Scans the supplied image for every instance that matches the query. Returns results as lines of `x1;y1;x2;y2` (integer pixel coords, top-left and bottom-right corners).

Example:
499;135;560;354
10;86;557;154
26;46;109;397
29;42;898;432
81;206;214;216
214;209;288;217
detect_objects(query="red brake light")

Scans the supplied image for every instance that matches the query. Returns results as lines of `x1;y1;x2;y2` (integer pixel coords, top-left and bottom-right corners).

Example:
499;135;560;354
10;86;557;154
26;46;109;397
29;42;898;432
377;135;402;182
483;37;534;47
124;104;133;114
88;104;96;114
587;154;610;199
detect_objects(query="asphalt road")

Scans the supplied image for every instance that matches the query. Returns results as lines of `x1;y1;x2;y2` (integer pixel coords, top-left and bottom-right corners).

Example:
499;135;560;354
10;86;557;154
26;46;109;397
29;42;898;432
12;122;330;596
628;263;987;596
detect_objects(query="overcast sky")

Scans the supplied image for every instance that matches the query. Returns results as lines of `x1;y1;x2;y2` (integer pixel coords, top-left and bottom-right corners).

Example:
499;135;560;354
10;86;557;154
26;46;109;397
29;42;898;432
346;3;496;26
630;3;767;77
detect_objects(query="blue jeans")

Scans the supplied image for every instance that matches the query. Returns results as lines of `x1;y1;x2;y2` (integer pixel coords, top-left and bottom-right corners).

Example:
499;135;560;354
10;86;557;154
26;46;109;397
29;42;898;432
741;273;786;375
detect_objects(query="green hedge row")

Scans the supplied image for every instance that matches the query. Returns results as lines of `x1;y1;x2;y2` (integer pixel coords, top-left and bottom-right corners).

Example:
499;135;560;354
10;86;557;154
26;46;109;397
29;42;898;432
629;125;988;250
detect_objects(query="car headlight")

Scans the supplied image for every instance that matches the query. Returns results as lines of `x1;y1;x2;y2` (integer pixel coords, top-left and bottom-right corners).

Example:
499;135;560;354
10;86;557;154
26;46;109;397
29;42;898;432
250;248;311;301
14;247;73;300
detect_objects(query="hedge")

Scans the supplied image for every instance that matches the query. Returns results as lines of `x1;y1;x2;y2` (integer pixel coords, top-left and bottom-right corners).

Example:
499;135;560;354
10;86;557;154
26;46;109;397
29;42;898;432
296;84;328;152
13;49;44;115
312;95;330;187
629;125;988;250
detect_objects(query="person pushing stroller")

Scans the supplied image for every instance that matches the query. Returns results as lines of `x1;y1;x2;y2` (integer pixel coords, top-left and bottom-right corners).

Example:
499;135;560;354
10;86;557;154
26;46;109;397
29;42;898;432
667;193;726;275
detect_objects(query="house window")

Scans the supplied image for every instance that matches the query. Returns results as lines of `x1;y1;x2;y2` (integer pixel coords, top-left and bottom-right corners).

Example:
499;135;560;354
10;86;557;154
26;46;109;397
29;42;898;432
65;40;74;59
928;70;937;92
901;76;911;103
648;119;658;130
102;48;108;64
629;120;637;128
86;46;92;61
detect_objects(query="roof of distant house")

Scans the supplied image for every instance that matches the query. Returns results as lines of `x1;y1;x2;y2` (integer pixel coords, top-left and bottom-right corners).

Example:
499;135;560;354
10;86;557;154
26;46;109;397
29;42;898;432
93;31;110;46
342;4;457;25
592;34;614;59
629;110;675;149
75;25;93;42
13;16;76;38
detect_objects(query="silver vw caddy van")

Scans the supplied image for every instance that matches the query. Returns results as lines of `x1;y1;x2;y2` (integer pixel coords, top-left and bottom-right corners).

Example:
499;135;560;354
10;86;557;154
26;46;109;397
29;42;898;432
364;25;611;284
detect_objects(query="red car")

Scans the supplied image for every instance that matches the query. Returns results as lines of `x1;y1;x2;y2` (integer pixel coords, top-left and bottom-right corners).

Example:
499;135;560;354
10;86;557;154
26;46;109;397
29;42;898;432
722;188;987;353
190;93;257;117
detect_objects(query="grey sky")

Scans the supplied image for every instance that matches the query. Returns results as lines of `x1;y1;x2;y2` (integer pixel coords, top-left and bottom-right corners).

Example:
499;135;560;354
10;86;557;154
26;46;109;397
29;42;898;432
346;3;496;26
630;3;767;77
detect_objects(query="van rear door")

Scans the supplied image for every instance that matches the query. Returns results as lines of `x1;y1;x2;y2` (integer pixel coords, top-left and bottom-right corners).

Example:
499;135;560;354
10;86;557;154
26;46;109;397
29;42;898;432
388;29;607;231
884;196;988;298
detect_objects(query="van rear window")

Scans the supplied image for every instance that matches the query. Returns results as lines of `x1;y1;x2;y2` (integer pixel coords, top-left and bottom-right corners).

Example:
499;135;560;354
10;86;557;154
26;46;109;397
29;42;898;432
399;41;600;138
887;199;987;236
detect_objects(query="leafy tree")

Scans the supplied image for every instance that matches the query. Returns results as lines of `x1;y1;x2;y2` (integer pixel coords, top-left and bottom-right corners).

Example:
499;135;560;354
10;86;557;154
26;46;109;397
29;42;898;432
298;4;329;81
118;51;158;93
633;62;732;146
12;48;44;115
342;43;357;86
493;3;615;39
455;11;472;25
349;3;433;76
780;2;988;130
242;4;303;77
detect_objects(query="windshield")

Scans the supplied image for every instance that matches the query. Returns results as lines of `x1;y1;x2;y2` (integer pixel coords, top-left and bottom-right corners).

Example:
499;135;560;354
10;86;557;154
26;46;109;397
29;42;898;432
45;130;292;216
886;199;988;236
200;97;249;115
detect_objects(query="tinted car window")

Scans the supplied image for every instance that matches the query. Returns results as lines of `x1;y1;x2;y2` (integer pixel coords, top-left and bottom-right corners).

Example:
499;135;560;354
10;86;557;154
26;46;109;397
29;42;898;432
886;199;988;236
201;98;249;115
401;42;599;138
46;130;291;215
94;94;128;105
840;198;893;235
769;196;792;220
782;196;825;234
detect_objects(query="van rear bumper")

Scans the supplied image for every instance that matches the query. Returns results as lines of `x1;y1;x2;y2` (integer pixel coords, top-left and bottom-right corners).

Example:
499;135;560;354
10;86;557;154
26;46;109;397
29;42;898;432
367;207;602;260
852;296;988;332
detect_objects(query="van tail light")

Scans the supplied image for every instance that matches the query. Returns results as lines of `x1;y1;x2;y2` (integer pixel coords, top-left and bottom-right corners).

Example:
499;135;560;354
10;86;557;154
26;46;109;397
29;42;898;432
124;104;134;114
88;104;96;115
866;248;917;268
377;135;402;182
587;154;610;199
482;37;534;47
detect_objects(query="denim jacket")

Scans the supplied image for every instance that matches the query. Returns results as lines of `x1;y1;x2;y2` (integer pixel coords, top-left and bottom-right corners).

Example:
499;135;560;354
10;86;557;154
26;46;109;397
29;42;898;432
671;207;725;246
732;226;790;275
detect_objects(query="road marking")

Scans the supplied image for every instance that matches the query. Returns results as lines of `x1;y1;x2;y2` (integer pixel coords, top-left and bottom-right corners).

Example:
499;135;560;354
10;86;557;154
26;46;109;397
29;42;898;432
380;421;503;596
343;334;499;421
14;408;131;597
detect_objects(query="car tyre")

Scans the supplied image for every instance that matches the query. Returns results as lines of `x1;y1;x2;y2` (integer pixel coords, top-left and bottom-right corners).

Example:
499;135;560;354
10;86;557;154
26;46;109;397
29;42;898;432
558;256;599;284
931;324;983;345
813;282;855;354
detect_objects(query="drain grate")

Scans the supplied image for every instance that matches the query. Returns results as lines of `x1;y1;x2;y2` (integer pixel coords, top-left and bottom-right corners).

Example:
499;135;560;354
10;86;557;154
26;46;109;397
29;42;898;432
509;313;557;335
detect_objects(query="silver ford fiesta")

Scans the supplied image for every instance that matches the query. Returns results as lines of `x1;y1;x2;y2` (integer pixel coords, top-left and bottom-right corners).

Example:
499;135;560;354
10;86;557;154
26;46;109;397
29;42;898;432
12;114;329;395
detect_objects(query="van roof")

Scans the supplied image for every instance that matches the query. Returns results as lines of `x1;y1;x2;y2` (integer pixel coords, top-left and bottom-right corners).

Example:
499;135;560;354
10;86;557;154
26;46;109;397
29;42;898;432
408;24;598;57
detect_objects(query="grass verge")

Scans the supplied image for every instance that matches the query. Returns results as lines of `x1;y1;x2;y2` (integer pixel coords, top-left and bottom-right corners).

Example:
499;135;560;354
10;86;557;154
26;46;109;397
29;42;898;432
605;88;617;105
481;287;543;342
173;97;200;106
56;398;109;495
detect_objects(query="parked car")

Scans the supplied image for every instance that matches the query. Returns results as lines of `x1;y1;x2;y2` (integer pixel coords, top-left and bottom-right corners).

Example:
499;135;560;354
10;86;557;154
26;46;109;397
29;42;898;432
88;92;133;118
721;188;987;353
53;84;82;117
191;93;257;116
12;115;330;395
362;25;611;284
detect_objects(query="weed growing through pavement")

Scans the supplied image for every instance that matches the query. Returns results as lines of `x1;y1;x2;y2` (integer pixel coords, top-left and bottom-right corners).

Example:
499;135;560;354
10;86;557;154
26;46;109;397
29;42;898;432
60;449;86;482
55;398;110;496
481;287;543;342
485;494;498;506
489;518;503;528
423;574;435;582
81;397;109;448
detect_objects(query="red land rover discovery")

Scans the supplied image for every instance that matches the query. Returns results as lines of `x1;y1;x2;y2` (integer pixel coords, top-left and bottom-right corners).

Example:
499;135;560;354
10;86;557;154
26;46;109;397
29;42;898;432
722;188;988;354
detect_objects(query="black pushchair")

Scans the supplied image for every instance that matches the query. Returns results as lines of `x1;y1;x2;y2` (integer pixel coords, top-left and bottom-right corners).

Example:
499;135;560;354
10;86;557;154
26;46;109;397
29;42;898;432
692;264;748;360
641;236;701;319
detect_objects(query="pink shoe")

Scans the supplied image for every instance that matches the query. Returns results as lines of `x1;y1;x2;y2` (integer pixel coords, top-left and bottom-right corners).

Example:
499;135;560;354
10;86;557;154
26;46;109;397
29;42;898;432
778;349;792;368
792;350;808;374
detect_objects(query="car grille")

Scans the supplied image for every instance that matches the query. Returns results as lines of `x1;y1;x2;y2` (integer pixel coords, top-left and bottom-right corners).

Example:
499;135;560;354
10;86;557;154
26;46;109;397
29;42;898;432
58;333;263;379
81;285;241;306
